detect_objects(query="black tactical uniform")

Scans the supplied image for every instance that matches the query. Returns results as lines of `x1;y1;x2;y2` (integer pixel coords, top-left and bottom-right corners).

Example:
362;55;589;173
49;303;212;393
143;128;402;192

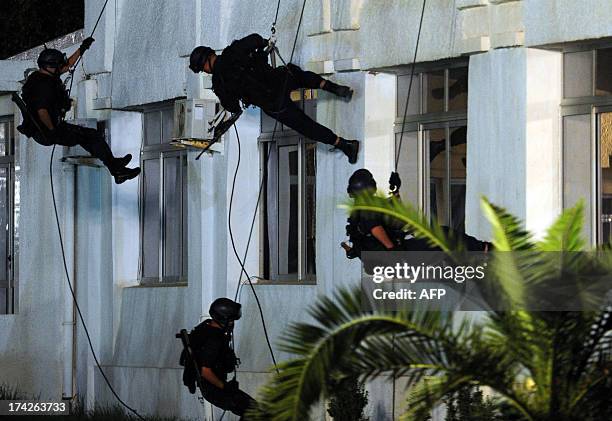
22;72;117;168
344;169;490;259
180;319;255;416
213;34;341;143
190;34;359;163
347;208;488;257
20;48;140;184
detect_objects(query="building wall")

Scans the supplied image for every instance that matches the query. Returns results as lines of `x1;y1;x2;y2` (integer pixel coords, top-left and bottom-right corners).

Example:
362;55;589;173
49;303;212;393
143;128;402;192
0;103;76;399
0;0;611;420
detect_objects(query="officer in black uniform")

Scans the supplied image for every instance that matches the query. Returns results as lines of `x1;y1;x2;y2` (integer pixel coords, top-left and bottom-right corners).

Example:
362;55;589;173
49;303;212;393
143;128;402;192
181;298;256;419
342;168;489;259
189;33;360;164
20;41;140;184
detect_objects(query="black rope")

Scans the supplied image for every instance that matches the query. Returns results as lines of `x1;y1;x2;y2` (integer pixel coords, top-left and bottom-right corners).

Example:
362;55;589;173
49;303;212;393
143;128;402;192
49;147;146;421
226;0;308;375
228;125;279;373
394;0;427;171
48;0;145;418
230;0;306;300
271;0;282;34
67;0;110;97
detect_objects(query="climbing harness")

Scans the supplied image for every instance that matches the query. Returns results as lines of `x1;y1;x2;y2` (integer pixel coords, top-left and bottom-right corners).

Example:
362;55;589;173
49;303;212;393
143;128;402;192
392;0;427;194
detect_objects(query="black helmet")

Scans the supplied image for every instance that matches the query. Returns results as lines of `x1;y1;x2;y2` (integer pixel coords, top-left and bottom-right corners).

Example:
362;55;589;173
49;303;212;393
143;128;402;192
37;48;67;69
209;298;241;327
189;46;215;73
347;169;377;196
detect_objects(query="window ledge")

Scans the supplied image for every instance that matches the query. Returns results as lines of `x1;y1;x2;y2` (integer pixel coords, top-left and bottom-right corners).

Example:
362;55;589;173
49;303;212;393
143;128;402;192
249;279;317;286
130;281;189;289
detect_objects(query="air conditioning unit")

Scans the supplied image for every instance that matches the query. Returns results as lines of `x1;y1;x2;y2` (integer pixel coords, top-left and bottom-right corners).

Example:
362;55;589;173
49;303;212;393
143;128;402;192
172;99;223;153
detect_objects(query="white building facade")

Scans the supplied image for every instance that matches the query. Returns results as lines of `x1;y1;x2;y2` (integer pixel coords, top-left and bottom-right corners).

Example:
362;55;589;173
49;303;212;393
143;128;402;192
0;0;611;419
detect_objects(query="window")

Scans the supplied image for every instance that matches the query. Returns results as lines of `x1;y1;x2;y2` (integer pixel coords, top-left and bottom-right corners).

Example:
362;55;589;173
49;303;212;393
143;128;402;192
260;90;316;282
140;103;188;284
562;46;612;245
563;47;612;99
395;61;468;229
0;115;17;314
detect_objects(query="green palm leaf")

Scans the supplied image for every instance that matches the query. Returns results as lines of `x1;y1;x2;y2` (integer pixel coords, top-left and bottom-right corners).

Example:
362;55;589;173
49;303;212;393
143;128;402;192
344;193;453;251
252;198;612;421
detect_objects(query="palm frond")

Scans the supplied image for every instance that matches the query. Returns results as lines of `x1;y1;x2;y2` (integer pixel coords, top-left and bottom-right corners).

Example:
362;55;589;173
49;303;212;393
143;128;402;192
537;201;585;252
252;199;612;421
344;194;453;251
480;198;533;251
252;290;435;420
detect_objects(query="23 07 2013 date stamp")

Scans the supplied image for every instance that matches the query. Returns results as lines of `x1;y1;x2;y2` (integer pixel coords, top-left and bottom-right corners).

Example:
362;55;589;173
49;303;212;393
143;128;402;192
0;400;69;416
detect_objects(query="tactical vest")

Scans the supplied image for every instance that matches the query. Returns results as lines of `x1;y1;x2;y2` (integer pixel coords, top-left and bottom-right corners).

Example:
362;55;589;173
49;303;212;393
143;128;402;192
346;211;407;257
179;320;239;394
214;46;276;110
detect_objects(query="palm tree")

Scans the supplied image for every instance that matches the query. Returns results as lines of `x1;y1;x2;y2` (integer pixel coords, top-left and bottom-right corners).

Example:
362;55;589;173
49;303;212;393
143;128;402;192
250;197;612;421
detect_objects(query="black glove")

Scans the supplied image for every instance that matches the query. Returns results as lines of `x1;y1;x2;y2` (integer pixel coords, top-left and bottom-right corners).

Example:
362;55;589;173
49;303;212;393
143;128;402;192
44;126;60;144
79;37;95;54
389;171;401;192
224;379;239;392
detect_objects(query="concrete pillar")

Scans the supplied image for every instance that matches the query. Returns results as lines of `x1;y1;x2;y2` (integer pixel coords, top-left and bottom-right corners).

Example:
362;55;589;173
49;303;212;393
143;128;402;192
525;48;562;237
466;47;562;240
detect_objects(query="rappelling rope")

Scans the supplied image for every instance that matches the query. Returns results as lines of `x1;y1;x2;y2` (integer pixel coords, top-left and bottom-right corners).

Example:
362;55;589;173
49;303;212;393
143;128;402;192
49;1;146;419
67;0;110;97
394;0;427;171
389;2;427;419
271;0;282;34
227;0;308;377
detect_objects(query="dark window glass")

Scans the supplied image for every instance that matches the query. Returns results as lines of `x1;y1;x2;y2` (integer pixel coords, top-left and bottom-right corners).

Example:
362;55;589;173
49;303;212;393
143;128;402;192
397;73;421;117
600;112;612;244
425;126;467;228
0;117;15;314
305;143;316;276
142;159;160;279
0;121;8;156
596;48;612;96
261;94;317;281
427;128;447;224
449;126;467;231
423;70;445;113
163;155;182;278
144;111;161;146
448;67;468;111
162;108;174;143
277;144;299;275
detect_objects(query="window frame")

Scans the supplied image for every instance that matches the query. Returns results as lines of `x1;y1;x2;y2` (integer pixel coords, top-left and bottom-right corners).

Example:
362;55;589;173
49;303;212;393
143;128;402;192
395;59;469;126
258;89;317;284
394;61;469;224
0;114;16;314
560;44;612;246
561;42;612;107
139;102;188;285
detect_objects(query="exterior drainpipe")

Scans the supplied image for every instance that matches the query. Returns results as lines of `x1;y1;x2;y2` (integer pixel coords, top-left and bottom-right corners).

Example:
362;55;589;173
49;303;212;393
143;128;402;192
61;162;77;403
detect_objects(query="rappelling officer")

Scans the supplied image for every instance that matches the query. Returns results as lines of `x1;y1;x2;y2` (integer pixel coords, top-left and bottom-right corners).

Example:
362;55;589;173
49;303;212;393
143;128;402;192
19;38;140;184
189;33;360;164
181;298;256;419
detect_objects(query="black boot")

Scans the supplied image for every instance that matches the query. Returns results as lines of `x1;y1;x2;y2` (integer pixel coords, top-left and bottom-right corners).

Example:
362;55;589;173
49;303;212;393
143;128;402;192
335;138;359;164
113;166;141;184
322;80;353;101
114;153;132;168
